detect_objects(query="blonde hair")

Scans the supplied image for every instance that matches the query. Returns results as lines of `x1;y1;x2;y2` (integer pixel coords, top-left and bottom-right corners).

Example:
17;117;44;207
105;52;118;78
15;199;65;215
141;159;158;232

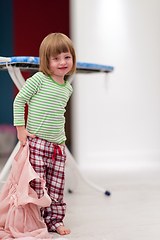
39;33;76;75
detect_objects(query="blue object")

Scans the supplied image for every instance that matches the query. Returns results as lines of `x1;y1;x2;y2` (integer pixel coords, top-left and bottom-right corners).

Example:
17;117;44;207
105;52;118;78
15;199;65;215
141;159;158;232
76;62;114;72
105;191;111;196
0;56;114;73
68;189;73;193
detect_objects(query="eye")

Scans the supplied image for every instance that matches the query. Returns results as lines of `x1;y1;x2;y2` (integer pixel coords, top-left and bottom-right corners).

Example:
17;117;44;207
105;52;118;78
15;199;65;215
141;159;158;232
65;56;71;59
51;57;58;61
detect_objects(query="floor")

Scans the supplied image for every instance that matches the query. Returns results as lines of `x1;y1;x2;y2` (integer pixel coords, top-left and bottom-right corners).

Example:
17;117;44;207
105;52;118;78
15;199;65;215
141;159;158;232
53;160;160;240
1;156;160;240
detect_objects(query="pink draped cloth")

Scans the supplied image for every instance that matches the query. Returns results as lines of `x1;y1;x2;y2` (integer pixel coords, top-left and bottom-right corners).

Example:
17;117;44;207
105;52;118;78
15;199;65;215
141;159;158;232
0;141;52;239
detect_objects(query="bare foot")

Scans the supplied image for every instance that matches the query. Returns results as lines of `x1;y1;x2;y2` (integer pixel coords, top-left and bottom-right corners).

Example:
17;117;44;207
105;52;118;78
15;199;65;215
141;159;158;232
56;225;71;235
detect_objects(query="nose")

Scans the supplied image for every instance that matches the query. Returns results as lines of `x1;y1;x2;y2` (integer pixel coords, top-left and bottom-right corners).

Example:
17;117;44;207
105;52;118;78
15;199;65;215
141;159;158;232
60;57;66;65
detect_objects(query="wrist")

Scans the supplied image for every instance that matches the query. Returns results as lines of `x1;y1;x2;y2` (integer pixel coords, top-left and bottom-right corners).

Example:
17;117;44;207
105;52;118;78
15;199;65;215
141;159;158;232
16;126;25;134
16;126;25;130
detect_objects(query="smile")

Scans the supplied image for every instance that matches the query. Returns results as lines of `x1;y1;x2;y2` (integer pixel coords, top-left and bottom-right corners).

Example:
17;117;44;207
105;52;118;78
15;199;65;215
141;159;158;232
59;67;67;70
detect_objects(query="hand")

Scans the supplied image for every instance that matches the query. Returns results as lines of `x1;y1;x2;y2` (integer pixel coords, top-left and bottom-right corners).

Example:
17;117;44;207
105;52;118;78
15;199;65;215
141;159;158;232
16;126;35;147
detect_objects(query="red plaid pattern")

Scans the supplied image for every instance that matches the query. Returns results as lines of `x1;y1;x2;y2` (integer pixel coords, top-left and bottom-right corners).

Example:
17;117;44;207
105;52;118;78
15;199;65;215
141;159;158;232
28;136;66;231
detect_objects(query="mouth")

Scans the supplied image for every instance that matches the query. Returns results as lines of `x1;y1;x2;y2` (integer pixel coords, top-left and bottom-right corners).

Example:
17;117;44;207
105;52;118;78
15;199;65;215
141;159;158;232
58;67;67;70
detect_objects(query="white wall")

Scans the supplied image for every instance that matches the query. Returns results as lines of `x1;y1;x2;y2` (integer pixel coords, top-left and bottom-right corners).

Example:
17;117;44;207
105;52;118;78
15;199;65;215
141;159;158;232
70;0;160;169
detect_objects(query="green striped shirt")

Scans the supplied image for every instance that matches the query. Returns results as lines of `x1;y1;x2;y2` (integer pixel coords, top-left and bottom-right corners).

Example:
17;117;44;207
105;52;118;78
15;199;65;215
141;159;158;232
13;72;73;144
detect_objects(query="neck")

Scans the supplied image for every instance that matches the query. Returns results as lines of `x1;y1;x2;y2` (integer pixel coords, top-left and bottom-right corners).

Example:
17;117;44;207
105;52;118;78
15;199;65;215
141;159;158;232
50;74;65;85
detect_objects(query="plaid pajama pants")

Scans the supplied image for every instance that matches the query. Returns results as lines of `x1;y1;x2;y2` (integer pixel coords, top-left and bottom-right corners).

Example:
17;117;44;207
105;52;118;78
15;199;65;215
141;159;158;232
28;136;66;231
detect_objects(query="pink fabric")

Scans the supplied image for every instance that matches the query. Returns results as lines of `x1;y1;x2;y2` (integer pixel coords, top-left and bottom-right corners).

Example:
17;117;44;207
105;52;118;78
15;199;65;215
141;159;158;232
0;141;52;239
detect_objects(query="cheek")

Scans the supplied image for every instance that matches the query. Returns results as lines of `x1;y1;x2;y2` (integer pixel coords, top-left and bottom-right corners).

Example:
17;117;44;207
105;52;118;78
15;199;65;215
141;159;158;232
49;62;56;70
70;59;73;68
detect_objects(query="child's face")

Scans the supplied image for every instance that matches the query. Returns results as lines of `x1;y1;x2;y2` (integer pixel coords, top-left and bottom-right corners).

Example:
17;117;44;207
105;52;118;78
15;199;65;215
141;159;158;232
49;51;73;78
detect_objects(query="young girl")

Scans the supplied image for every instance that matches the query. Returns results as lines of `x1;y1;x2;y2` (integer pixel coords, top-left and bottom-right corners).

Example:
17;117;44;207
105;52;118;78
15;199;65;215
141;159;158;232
13;33;76;235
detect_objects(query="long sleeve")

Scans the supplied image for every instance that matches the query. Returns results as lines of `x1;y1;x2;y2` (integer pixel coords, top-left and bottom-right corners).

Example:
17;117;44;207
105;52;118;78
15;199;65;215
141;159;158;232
13;73;42;126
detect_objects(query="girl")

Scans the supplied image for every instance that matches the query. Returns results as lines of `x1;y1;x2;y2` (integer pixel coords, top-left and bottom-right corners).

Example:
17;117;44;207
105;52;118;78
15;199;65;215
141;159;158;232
13;33;76;235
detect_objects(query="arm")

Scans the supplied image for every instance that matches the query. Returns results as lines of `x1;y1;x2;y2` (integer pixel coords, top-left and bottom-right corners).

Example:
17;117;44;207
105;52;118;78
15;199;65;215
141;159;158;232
13;73;41;145
13;74;40;126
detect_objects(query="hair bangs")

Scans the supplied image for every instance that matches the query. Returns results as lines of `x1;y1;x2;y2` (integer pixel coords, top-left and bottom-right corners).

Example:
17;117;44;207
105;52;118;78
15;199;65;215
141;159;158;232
50;37;70;57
